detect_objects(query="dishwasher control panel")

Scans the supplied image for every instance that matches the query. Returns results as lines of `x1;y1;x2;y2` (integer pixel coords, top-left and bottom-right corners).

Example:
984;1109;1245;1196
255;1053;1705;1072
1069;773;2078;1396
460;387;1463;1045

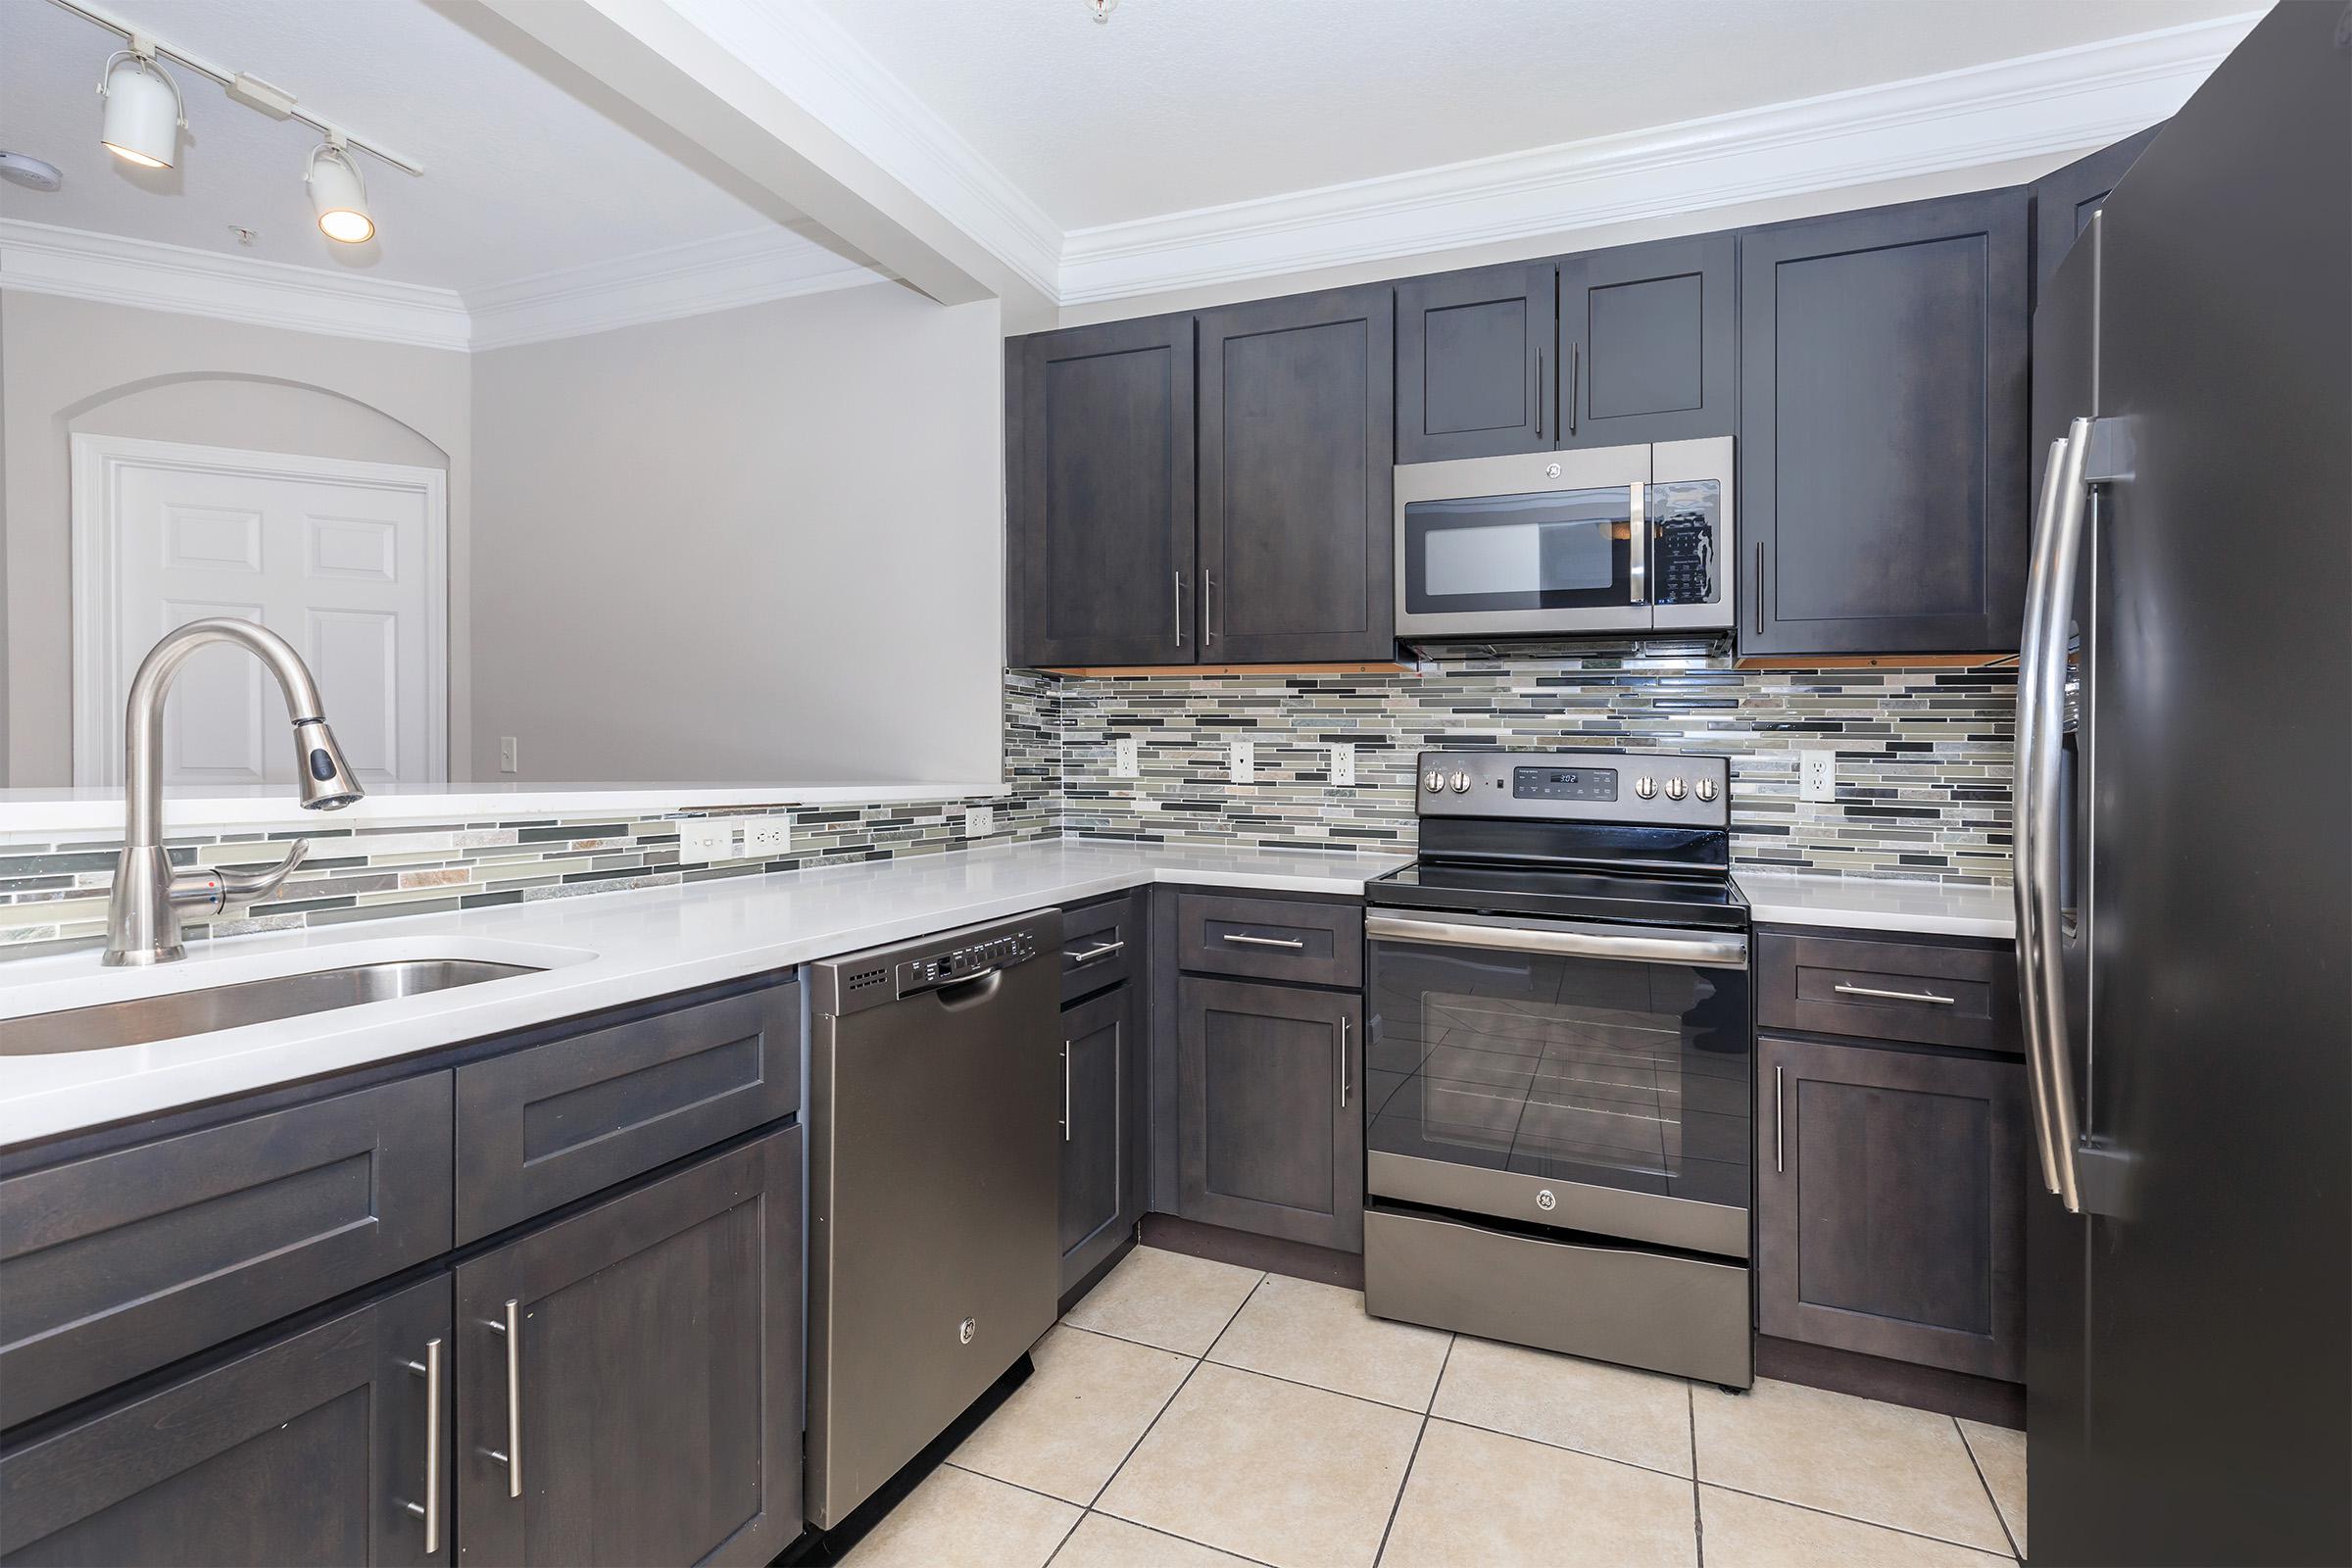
898;930;1038;996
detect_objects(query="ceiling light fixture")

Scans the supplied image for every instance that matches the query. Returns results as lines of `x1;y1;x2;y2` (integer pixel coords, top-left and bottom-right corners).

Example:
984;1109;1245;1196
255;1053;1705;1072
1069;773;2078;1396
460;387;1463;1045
307;134;374;244
96;40;185;169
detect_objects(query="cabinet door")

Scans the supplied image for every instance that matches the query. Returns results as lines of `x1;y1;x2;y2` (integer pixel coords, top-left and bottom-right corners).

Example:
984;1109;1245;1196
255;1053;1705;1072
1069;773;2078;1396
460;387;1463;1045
1739;190;2031;655
1757;1035;2027;1380
1557;232;1737;448
455;1126;802;1568
1198;286;1396;662
2034;123;2163;299
1396;262;1555;464
1059;983;1143;1293
0;1275;452;1567
1177;977;1363;1251
1011;316;1197;667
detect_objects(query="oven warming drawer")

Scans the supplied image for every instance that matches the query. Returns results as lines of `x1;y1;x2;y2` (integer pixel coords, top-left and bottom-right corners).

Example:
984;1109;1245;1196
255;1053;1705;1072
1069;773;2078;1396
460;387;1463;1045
1364;1204;1753;1388
1368;1151;1747;1259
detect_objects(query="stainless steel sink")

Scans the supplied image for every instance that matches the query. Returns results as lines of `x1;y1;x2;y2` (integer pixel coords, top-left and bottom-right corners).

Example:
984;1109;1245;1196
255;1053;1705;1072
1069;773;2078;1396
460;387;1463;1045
0;959;545;1055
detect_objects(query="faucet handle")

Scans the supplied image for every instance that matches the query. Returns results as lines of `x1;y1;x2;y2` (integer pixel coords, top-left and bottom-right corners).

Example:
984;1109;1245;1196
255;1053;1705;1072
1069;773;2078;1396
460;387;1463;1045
181;839;311;914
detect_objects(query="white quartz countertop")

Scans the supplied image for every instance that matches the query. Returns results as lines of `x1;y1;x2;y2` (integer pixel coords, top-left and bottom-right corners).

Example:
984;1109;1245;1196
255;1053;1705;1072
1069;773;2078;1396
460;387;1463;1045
1734;870;2016;941
0;840;1405;1150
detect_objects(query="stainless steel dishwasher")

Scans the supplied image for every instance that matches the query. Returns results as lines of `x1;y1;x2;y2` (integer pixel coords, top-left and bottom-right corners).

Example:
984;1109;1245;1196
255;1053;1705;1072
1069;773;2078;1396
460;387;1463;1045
804;909;1061;1529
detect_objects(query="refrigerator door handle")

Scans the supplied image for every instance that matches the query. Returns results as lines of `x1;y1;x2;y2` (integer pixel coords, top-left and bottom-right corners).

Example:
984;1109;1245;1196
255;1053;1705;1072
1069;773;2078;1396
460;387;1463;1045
2016;434;2069;1198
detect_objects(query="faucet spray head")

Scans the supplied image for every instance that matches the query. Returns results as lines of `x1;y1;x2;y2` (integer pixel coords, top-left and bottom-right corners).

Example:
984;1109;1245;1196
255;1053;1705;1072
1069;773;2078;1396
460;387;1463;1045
293;719;364;809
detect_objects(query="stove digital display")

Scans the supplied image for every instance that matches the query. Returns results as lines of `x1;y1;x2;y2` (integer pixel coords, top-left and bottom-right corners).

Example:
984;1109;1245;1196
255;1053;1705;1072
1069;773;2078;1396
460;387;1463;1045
1512;765;1618;802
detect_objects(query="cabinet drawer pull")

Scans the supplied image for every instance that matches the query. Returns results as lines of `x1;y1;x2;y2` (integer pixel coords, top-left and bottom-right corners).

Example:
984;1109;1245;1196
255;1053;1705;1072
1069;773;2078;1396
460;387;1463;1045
1220;932;1305;951
1062;1043;1072;1143
485;1298;521;1497
1067;940;1125;966
1773;1064;1786;1174
402;1337;443;1554
1339;1015;1351;1108
1173;569;1185;648
1833;982;1957;1006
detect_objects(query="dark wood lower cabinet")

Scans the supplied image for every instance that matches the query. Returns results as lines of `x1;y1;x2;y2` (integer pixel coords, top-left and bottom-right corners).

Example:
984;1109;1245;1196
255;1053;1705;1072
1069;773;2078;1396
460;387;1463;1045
0;1274;453;1567
1756;1034;2027;1381
1059;982;1145;1294
1176;976;1363;1252
454;1126;802;1568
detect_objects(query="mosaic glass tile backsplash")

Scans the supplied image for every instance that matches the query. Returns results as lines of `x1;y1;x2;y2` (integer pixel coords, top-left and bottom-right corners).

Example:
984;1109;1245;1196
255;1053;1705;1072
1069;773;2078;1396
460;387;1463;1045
0;654;2011;959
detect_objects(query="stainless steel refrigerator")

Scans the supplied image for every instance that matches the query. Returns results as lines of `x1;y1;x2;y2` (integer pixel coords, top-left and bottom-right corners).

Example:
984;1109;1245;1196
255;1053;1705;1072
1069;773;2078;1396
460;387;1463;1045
2021;4;2350;1562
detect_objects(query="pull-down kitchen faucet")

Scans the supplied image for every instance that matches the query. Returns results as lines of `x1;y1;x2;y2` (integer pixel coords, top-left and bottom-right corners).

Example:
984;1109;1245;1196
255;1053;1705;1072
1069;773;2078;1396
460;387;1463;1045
103;618;365;966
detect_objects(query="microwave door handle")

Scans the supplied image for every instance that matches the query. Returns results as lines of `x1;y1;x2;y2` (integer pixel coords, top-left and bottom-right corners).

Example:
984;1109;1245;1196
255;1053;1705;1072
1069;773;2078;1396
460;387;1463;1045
1627;481;1647;605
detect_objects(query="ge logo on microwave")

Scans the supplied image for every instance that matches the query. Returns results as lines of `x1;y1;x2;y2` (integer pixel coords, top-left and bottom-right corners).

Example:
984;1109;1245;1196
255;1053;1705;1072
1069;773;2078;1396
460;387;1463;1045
1536;1189;1557;1211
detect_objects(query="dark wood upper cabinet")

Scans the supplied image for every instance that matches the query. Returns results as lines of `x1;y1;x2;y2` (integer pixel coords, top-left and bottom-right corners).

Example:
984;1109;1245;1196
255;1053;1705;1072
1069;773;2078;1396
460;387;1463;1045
1396;261;1555;464
1557;232;1738;449
2034;123;2164;300
1756;1033;2028;1382
1739;190;2032;655
1197;286;1396;662
1010;315;1197;667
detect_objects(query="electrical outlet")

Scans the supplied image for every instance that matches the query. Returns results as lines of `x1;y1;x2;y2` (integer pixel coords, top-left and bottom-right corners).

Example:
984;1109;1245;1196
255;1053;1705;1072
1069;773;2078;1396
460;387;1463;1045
678;817;735;863
1799;750;1838;803
741;816;791;858
966;804;995;838
498;736;518;774
1328;743;1356;787
1229;739;1254;784
1113;736;1140;777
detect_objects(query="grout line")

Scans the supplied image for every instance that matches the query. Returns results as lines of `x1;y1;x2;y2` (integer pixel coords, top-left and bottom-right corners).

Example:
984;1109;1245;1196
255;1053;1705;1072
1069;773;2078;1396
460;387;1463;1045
940;1459;1088;1513
1196;1271;1272;1366
1953;1415;2024;1560
1695;1480;2017;1558
1069;1512;1285;1568
1690;1382;1705;1567
1085;1350;1208;1512
1423;1333;1456;1414
1372;1398;1439;1567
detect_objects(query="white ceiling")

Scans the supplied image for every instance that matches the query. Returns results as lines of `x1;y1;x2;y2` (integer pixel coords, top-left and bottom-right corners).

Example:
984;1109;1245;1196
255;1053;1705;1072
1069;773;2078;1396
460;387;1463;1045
805;0;2257;231
0;0;815;292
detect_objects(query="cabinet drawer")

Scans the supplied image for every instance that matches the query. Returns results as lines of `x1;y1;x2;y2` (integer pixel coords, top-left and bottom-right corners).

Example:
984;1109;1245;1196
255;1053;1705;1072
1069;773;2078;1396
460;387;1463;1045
1060;894;1140;1004
1174;893;1362;988
1756;931;2020;1054
455;980;799;1244
0;1072;453;1427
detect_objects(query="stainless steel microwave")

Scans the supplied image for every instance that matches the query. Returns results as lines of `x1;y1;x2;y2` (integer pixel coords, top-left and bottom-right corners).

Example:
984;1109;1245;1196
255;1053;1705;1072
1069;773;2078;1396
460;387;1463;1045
1393;436;1735;640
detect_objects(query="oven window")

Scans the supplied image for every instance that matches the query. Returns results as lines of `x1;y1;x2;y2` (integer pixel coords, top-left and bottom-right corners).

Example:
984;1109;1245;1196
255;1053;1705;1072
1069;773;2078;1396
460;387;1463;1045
1402;487;1634;615
1366;938;1750;1209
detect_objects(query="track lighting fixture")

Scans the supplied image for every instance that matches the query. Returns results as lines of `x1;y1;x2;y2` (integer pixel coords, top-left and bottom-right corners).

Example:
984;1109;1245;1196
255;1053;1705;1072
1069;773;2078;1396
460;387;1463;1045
97;42;184;169
306;135;374;244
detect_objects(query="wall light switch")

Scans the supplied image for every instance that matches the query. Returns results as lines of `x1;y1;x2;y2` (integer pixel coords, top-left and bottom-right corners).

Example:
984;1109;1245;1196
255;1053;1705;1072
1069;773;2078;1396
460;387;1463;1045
1799;750;1838;803
741;816;791;858
498;736;518;774
1328;743;1356;788
678;817;735;863
966;804;995;838
1229;739;1255;784
1113;736;1140;778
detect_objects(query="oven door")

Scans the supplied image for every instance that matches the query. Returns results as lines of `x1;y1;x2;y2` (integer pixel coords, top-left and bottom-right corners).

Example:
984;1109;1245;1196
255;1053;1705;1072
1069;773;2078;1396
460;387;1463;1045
1364;909;1751;1258
1394;447;1651;638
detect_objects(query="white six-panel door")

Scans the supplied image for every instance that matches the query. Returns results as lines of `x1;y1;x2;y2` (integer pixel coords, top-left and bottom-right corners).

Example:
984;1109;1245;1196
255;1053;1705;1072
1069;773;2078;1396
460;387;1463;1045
71;436;447;789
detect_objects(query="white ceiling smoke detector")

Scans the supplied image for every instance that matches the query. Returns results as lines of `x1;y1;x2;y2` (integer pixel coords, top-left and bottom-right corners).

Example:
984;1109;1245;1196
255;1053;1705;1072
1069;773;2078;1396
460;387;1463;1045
0;151;64;191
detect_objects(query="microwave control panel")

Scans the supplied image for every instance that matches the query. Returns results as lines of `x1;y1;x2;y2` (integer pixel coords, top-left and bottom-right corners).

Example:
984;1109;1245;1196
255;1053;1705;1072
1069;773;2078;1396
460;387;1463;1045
1652;508;1717;606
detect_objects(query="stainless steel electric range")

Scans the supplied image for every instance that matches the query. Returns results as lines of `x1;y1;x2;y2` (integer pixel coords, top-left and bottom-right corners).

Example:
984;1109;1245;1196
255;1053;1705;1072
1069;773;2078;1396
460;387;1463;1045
1360;748;1753;1388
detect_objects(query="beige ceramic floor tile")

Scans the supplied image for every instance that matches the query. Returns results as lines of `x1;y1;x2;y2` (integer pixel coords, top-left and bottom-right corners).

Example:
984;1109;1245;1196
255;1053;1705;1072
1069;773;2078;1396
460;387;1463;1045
1050;1513;1264;1568
951;1326;1195;1504
1380;1419;1697;1568
1699;1486;2015;1567
1691;1380;2009;1551
843;1465;1079;1568
1958;1419;2028;1554
1431;1334;1693;1476
1097;1363;1421;1568
1059;1246;1264;1356
1208;1274;1453;1411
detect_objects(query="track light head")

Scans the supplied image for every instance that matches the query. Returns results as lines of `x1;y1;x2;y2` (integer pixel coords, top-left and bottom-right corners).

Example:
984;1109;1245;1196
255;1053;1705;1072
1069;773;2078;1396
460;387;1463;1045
98;46;184;169
306;137;374;244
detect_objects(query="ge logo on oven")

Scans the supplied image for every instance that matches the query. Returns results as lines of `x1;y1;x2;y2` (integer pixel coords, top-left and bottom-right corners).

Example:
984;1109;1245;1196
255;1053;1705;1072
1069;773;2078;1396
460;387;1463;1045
1536;1189;1557;1211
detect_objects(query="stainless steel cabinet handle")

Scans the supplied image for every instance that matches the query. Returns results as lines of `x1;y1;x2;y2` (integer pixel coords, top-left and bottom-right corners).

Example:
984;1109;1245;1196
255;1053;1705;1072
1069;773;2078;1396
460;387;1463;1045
1533;353;1544;438
486;1299;521;1497
1339;1015;1351;1108
1773;1064;1786;1174
1061;1043;1072;1143
1833;982;1956;1006
1205;569;1219;646
1173;570;1185;648
1221;932;1305;950
402;1337;443;1554
1752;543;1765;636
1067;940;1125;965
1568;342;1580;436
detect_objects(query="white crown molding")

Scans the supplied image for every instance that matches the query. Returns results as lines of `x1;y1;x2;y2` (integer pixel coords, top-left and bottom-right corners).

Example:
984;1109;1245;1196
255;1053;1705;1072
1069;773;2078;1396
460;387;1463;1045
661;0;1064;303
466;226;889;350
0;219;473;350
1054;11;2264;305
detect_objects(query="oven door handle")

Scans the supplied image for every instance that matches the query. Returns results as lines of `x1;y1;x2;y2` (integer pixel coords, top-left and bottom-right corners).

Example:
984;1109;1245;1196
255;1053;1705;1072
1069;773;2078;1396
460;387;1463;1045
1366;912;1747;969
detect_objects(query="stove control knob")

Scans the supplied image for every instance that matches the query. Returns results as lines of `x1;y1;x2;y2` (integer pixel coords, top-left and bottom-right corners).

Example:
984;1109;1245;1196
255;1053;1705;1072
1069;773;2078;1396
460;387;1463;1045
1664;778;1688;801
1448;770;1472;793
1694;778;1719;803
1423;769;1446;793
1634;776;1657;800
